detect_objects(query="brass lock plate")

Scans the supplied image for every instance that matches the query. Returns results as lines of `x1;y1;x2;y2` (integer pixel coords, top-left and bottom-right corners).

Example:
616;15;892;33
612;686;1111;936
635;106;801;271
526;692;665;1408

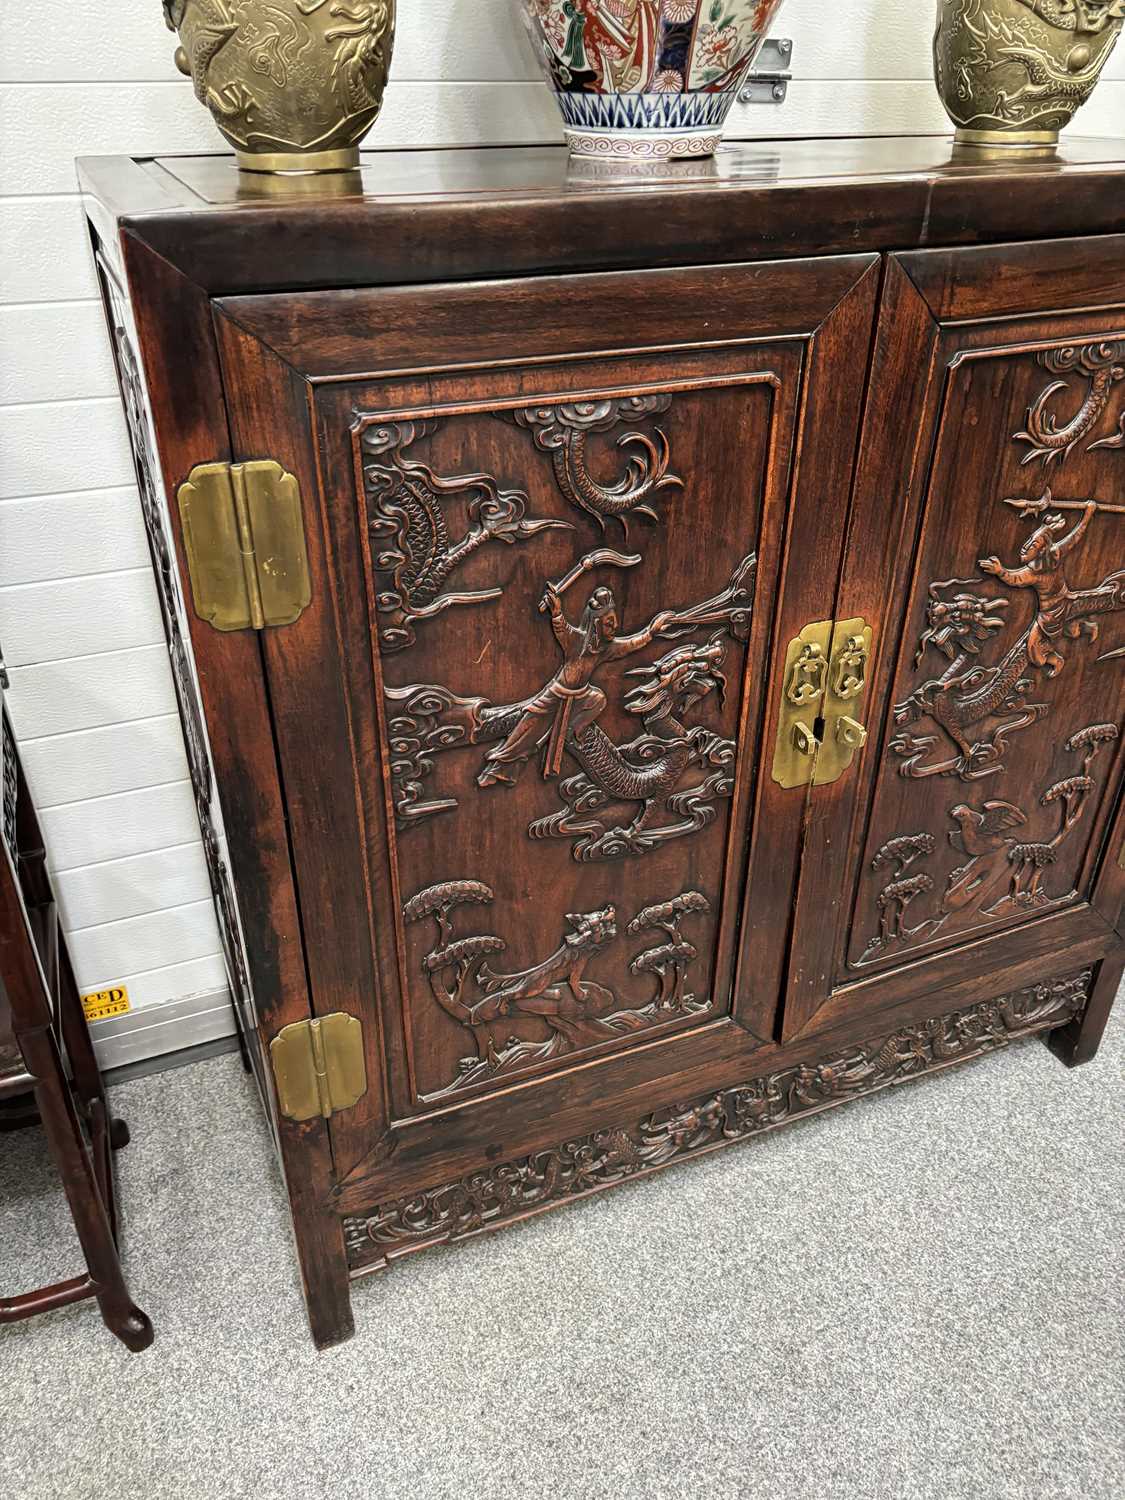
814;617;873;787
772;620;833;789
771;616;872;789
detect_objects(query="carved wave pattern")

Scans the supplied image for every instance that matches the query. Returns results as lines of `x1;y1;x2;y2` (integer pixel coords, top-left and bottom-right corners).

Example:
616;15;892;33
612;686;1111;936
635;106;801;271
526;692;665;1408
343;969;1091;1269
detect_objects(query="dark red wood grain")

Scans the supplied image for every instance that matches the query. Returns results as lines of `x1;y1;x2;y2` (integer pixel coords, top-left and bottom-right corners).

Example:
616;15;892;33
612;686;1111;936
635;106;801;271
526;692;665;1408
82;140;1125;1348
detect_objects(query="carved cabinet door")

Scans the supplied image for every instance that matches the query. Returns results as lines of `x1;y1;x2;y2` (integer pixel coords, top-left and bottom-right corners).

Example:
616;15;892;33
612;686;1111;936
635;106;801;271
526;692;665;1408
211;257;878;1193
783;237;1125;1044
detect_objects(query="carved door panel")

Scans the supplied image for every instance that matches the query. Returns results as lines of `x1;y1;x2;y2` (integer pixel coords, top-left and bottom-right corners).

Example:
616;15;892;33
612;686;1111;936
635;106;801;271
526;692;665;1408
212;257;878;1184
784;238;1125;1043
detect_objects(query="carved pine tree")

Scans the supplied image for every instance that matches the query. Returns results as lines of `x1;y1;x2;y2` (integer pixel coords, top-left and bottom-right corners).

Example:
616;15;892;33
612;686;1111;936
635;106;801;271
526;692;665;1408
627;891;710;1011
403;881;505;1062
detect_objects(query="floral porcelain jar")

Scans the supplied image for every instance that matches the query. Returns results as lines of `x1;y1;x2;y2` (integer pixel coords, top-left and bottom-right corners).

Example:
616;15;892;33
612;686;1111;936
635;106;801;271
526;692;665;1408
519;0;787;158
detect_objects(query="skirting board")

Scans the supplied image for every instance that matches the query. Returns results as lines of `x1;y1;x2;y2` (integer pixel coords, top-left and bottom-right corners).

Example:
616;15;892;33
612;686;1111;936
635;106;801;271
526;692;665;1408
90;986;236;1072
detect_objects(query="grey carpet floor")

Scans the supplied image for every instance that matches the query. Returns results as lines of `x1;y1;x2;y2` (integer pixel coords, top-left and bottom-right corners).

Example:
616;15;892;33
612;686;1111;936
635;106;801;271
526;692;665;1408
1;1009;1122;1500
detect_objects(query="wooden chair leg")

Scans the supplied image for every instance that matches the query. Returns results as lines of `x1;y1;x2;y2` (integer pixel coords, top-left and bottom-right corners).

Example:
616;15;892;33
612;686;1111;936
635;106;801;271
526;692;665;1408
1044;953;1125;1070
20;1025;153;1352
55;940;103;1108
54;940;130;1151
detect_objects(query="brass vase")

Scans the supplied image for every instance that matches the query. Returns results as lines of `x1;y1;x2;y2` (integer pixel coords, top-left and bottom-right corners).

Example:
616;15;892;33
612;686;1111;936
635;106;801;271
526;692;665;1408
933;0;1123;149
162;1;395;173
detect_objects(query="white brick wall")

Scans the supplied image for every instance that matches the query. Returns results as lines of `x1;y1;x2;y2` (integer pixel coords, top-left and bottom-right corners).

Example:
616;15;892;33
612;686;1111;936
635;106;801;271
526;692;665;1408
0;0;1122;1061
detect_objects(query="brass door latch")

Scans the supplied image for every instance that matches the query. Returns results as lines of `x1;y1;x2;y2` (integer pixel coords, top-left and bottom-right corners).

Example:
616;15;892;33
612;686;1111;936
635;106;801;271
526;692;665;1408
177;460;311;632
269;1012;367;1123
772;617;873;788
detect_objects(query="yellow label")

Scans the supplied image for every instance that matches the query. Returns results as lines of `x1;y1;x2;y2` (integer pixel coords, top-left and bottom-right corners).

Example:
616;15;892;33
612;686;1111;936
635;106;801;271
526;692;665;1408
81;985;131;1022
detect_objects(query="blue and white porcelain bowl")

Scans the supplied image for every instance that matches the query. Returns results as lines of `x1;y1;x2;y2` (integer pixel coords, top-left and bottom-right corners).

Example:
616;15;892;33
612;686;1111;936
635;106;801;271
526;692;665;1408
519;0;786;158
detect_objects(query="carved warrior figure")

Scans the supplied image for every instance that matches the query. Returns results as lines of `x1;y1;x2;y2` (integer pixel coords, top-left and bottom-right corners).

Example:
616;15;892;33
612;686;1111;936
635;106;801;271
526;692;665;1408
979;499;1108;673
385;550;756;859
477;567;674;787
892;493;1125;779
403;881;711;1094
861;721;1118;963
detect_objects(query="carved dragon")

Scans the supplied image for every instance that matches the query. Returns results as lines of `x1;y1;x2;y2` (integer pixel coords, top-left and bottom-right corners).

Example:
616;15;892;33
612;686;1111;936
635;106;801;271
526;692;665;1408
1013;0;1125;32
528;634;735;860
890;582;1041;780
326;1;393;113
499;397;683;533
163;0;254;121
892;498;1125;779
994;28;1122;119
1015;343;1125;467
361;419;571;651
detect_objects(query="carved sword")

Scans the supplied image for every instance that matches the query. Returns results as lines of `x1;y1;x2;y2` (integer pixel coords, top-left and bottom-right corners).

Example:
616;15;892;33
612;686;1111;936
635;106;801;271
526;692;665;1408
539;549;642;610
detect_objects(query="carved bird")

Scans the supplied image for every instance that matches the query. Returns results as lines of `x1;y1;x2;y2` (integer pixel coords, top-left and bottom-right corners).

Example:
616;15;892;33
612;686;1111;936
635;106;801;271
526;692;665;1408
948;800;1027;858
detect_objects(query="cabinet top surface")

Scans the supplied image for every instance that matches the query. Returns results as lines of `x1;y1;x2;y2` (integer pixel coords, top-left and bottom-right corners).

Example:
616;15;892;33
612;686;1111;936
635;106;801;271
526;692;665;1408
79;135;1125;293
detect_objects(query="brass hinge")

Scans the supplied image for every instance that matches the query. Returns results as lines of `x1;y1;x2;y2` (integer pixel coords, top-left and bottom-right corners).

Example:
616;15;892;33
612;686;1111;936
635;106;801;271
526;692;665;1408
177;460;311;632
772;616;873;788
269;1013;367;1123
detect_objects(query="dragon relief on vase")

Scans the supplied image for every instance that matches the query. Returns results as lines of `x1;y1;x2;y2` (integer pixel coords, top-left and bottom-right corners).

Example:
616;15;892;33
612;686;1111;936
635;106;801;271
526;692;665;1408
384;546;756;860
890;489;1125;781
161;1;394;160
1015;341;1125;467
163;1;251;124
859;719;1118;963
403;880;714;1096
934;0;1124;138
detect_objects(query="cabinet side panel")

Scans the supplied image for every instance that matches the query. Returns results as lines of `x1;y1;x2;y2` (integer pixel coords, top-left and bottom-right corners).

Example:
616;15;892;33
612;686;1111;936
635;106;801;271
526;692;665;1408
114;235;314;1078
117;229;353;1347
92;248;264;1090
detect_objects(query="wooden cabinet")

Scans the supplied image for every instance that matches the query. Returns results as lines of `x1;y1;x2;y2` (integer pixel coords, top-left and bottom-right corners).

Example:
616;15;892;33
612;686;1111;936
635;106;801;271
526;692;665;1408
81;139;1125;1348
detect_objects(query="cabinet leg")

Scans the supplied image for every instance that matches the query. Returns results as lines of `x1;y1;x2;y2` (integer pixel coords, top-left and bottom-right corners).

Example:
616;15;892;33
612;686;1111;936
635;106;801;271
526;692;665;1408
1045;953;1125;1069
303;1247;354;1352
279;1122;355;1350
